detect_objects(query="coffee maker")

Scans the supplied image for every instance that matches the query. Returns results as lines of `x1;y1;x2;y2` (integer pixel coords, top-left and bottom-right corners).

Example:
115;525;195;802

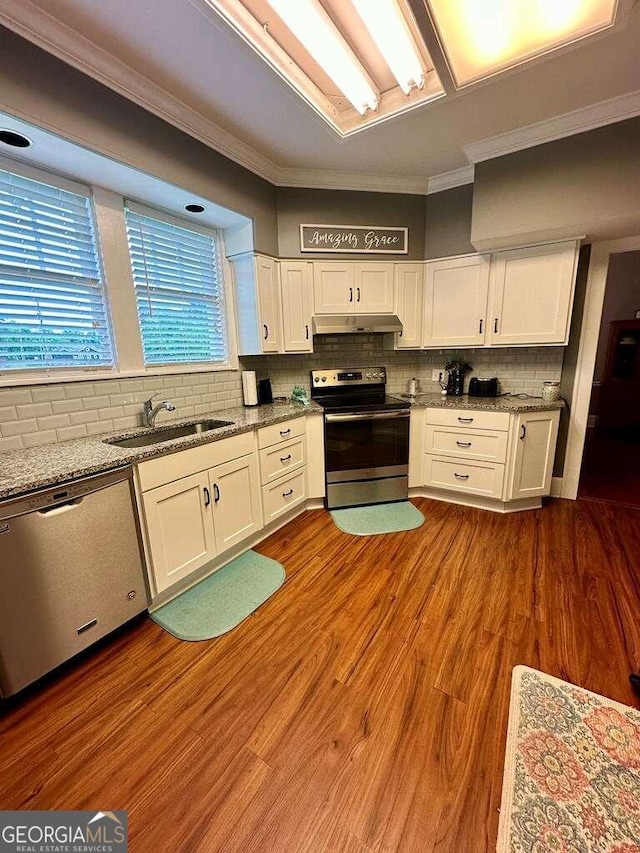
445;361;473;396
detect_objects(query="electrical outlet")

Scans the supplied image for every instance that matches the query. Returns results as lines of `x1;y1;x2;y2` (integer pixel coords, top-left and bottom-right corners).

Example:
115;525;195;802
431;369;443;382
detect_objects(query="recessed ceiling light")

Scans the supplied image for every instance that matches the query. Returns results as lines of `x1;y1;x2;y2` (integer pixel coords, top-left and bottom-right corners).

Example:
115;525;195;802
185;203;205;213
0;130;32;148
425;0;618;86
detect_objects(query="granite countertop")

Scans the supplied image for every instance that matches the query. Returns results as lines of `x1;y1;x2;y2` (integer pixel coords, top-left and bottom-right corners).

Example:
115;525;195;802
0;401;322;502
394;392;565;413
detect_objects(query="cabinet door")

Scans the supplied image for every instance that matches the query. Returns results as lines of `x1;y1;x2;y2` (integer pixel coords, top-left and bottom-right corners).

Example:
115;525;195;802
488;241;578;345
142;472;216;593
423;255;489;348
210;454;263;553
255;255;282;352
509;411;560;499
281;261;313;352
354;263;394;313
313;263;355;313
394;263;423;348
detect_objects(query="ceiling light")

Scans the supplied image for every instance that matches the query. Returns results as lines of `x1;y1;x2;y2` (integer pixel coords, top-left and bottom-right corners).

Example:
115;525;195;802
264;0;379;115
0;130;32;148
351;0;425;95
426;0;618;86
185;203;205;213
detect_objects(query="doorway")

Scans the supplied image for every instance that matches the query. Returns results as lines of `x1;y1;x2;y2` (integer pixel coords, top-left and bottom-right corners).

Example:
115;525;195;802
578;251;640;507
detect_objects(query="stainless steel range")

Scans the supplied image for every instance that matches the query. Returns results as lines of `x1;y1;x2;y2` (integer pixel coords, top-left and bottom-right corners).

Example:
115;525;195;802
311;366;410;509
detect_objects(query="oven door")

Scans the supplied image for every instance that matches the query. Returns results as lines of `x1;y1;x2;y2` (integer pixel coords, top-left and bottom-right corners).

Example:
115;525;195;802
324;410;410;482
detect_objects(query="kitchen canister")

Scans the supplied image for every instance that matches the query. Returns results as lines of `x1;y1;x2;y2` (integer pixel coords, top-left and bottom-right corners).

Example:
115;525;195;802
241;370;258;406
542;381;560;402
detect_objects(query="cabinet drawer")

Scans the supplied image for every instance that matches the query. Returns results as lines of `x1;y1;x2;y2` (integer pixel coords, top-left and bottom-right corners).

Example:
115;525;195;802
425;407;510;432
425;455;505;498
425;425;508;463
258;417;305;449
259;436;306;485
137;431;255;492
262;469;306;522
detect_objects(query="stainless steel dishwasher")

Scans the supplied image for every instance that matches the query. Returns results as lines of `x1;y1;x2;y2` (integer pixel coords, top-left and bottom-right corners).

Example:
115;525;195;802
0;467;149;697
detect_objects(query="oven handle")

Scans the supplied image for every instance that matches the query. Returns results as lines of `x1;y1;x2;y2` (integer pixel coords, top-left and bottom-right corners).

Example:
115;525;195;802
325;410;410;422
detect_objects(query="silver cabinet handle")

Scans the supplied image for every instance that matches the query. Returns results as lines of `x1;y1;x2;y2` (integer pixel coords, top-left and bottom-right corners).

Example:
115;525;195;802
280;454;292;462
282;488;294;497
454;473;470;480
458;416;474;423
456;441;472;448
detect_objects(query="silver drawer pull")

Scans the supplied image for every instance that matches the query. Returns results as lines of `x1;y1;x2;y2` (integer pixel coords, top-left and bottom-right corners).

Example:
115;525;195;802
456;441;472;448
457;416;473;423
454;473;470;480
77;617;98;635
282;489;294;498
280;454;292;462
280;428;291;436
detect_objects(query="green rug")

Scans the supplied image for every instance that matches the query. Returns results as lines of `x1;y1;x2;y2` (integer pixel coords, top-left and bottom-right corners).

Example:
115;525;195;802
150;550;285;641
498;665;640;852
330;501;424;536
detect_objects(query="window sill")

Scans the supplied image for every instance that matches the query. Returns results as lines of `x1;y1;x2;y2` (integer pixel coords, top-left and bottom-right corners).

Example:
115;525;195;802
0;361;238;388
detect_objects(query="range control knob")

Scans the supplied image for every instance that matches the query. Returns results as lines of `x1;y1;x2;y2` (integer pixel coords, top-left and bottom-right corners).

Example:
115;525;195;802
366;372;372;378
321;376;327;382
373;372;379;378
313;377;320;383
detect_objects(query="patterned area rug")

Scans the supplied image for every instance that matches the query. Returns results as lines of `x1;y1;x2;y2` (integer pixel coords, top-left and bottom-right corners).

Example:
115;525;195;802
498;666;640;852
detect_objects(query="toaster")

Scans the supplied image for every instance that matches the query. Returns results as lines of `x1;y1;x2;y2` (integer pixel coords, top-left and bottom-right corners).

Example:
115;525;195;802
468;377;499;397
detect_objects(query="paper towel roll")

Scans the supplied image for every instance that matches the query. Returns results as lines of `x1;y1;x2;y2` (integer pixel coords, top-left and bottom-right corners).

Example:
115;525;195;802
242;371;258;406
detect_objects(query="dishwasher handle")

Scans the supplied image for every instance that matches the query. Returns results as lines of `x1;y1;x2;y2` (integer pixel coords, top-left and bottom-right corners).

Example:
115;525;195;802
38;497;84;516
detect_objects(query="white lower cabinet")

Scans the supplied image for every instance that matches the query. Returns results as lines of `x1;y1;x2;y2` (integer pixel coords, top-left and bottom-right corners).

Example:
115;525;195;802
209;454;262;551
421;406;560;510
258;423;307;522
138;432;264;595
142;471;216;593
507;411;560;500
262;469;307;523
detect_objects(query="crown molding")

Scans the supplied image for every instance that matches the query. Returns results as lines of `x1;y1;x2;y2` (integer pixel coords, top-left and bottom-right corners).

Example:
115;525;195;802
0;0;281;184
426;165;475;194
464;89;640;164
273;168;432;195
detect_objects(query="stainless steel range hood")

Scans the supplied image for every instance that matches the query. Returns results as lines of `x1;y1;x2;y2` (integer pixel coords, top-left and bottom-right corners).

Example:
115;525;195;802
312;314;403;335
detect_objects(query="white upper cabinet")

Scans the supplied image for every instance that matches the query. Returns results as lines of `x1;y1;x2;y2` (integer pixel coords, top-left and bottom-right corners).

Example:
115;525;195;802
353;263;394;312
313;262;394;314
394;263;424;349
487;241;579;346
232;253;282;355
280;261;313;352
423;255;490;348
313;262;355;313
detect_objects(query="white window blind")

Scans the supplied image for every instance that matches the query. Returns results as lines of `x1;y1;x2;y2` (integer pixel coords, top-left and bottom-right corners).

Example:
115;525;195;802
124;205;228;366
0;167;113;371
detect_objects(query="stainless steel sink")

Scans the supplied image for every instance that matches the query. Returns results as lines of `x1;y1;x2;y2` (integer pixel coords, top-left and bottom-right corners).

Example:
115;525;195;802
106;419;233;449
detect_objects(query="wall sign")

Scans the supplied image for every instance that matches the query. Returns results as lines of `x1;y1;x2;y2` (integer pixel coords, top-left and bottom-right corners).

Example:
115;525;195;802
300;224;408;254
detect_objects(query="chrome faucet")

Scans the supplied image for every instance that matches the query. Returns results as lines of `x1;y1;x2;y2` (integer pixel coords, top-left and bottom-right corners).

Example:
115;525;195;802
143;393;176;427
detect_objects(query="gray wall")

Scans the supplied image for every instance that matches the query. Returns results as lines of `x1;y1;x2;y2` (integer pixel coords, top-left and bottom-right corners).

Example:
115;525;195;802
471;117;640;252
276;186;426;260
0;27;279;255
555;244;591;476
424;184;474;259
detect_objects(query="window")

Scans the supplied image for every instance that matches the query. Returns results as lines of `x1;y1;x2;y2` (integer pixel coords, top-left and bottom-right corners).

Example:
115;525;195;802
124;204;228;366
0;167;113;371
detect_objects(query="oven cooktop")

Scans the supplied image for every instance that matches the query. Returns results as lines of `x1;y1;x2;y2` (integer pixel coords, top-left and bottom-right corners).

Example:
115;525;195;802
310;366;409;413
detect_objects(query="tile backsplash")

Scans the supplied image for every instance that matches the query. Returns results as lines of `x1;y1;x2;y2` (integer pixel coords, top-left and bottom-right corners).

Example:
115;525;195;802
0;337;564;450
243;335;565;399
0;370;243;452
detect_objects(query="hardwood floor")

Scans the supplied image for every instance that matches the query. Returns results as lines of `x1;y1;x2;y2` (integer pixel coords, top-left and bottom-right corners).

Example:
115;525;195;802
2;497;640;852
